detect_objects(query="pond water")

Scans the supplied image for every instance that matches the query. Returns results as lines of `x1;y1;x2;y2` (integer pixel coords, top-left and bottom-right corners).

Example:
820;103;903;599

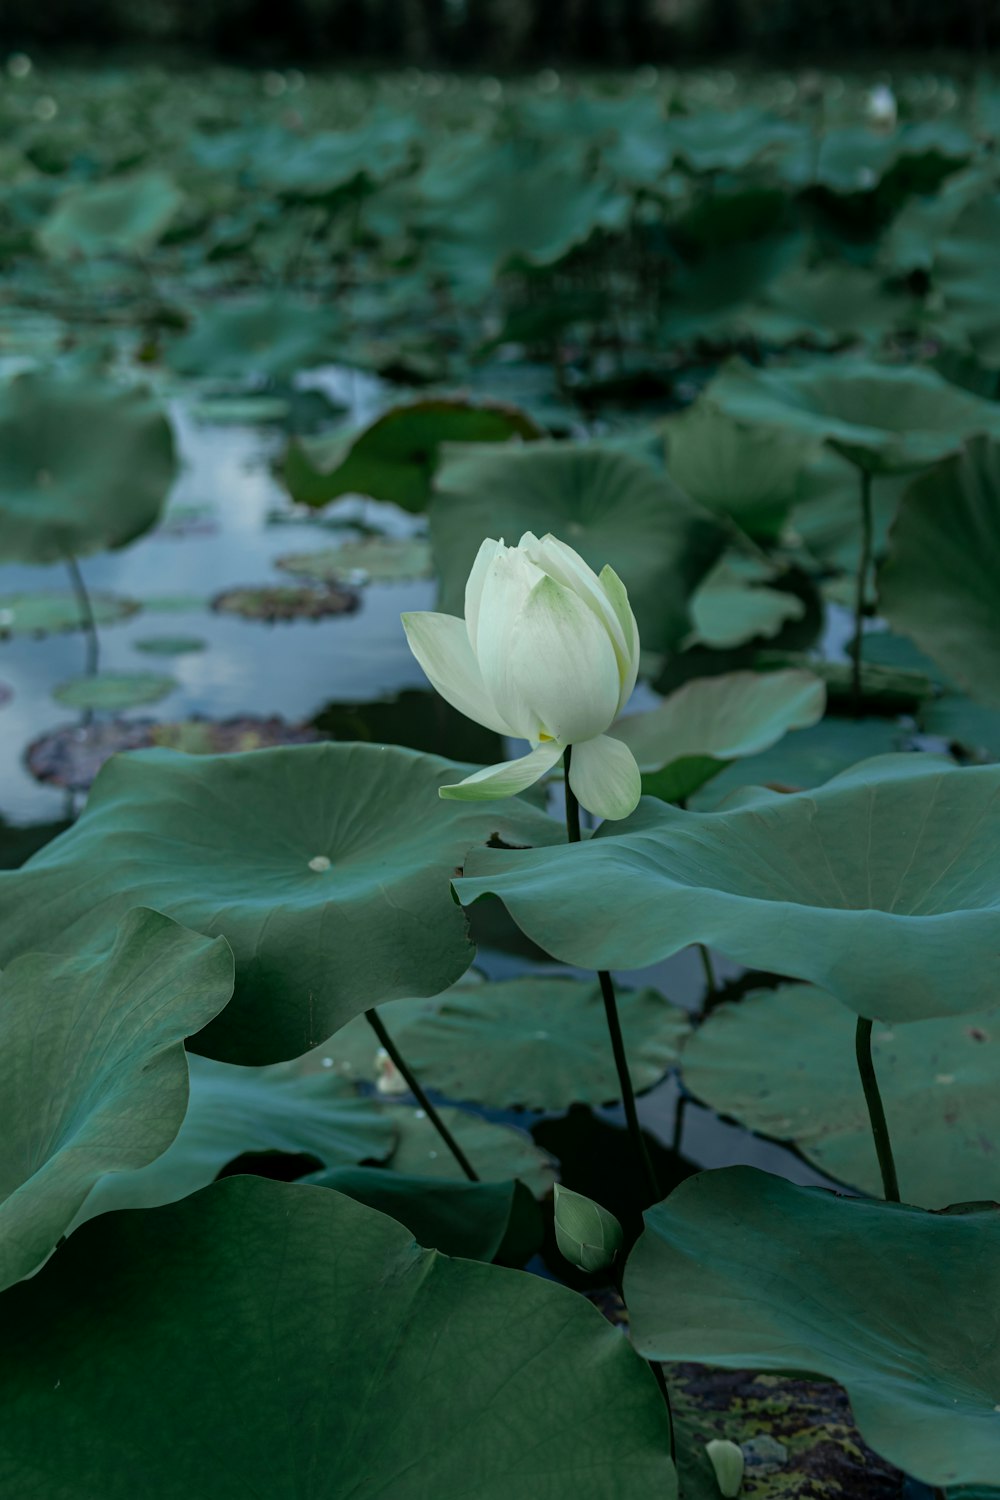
0;369;837;1191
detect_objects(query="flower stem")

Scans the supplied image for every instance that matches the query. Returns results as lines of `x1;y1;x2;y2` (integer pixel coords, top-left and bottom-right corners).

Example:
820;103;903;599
855;1017;900;1202
65;554;100;677
364;1006;479;1182
563;748;662;1206
697;943;717;1001
850;467;873;716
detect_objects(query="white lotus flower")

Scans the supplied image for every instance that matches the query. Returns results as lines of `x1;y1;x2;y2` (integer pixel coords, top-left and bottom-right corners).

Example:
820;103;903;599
402;532;642;820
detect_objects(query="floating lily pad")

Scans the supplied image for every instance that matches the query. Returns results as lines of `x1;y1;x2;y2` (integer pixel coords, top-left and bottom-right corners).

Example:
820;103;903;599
706;358;1000;475
430;441;725;655
0;908;233;1293
0;744;559;1063
384;1104;557;1198
141;593;205;613
458;754;1000;1023
167;295;338;382
0;591;140;637
880;437;1000;708
38;170;183;259
52;672;177;712
276;536;433;583
625;1167;1000;1488
335;977;687;1111
0;1178;676;1500
211;582;360;622
133;635;206;656
0;369;175;565
681;983;1000;1208
77;1054;394;1226
284;399;542;513
26;715;320;792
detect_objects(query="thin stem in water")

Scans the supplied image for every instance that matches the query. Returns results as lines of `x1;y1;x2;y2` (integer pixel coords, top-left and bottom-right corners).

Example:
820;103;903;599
65;554;100;677
855;1017;900;1202
697;943;717;1001
850;467;874;715
365;1006;479;1182
563;748;661;1206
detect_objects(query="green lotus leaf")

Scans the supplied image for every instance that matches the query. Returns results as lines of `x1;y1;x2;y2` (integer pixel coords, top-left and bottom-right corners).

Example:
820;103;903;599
0;369;176;564
283;398;542;513
690;716;913;806
0;1178;677;1499
681;983;1000;1209
430;441;725;654
0;590;140;637
257;111;417;197
790;446;910;572
0;908;233;1294
879;437;1000;708
306;1166;541;1263
611;668;825;801
332;976;687;1111
625;1167;1000;1488
383;1103;558;1198
934;195;1000;367
276;537;433;583
167;295;338;382
38;170;183;260
705;357;1000;474
663;402;808;542
667;108;801;172
77;1054;394;1226
52;671;177;711
457;754;1000;1023
689;559;806;648
0;743;559;1064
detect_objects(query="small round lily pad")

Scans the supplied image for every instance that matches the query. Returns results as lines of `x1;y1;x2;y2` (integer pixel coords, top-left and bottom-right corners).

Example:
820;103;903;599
0;592;139;638
276;537;433;584
52;673;177;713
211;584;361;623
133;636;206;656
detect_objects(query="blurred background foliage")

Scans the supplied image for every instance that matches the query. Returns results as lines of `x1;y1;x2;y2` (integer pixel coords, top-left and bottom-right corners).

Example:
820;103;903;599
0;0;997;63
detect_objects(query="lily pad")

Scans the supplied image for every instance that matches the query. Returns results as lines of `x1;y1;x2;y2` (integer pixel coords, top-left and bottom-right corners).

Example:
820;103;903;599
384;1104;558;1198
133;635;206;655
682;983;1000;1208
284;399;542;513
879;437;1000;708
77;1054;394;1226
430;441;725;655
0;369;175;564
706;357;1000;474
0;743;559;1063
306;1167;541;1263
625;1167;1000;1488
37;170;183;259
211;582;360;622
167;295;337;382
457;753;1000;1023
0;907;233;1293
0;591;140;637
611;669;826;802
52;671;177;712
276;536;433;583
0;1178;676;1500
344;977;688;1111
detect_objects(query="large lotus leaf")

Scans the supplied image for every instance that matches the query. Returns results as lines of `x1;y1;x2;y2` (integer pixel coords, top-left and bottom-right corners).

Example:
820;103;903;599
791;446;910;572
682;983;1000;1209
0;1177;677;1500
167;295;337;382
430;441;725;654
934;196;1000;367
306;1166;540;1262
0;908;233;1294
611;669;825;801
37;170;183;259
257;111;417;197
705;358;1000;475
746;262;917;347
383;1104;557;1198
666;108;801;172
0;744;560;1065
879;438;1000;709
76;1054;394;1226
625;1167;1000;1488
663;402;808;542
688;558;806;648
690;716;913;806
457;754;1000;1023
283;398;542;512
343;976;688;1111
0;370;176;564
